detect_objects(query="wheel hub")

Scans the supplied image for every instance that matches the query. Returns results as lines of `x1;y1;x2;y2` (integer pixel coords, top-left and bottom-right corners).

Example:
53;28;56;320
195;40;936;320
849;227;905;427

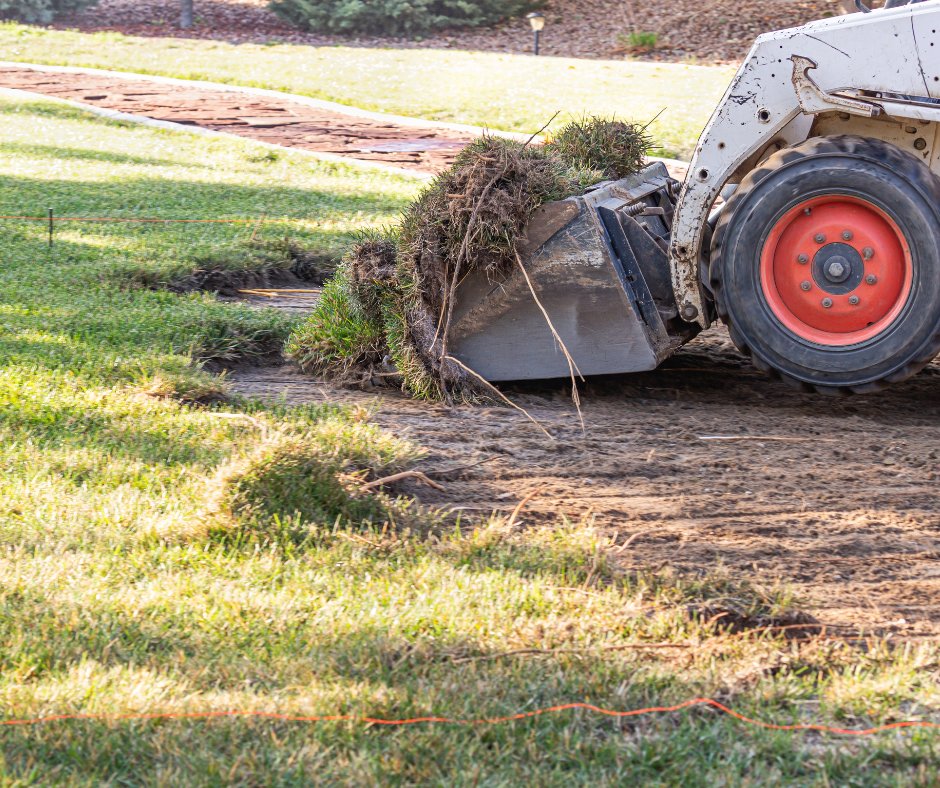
759;196;912;346
812;242;863;293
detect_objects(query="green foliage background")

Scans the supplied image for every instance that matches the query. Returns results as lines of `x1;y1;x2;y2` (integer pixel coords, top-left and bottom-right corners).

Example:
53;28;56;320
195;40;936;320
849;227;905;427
0;0;96;24
269;0;542;37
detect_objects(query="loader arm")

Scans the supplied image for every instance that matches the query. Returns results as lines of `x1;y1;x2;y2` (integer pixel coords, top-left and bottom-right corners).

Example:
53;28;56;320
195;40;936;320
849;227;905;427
670;0;940;328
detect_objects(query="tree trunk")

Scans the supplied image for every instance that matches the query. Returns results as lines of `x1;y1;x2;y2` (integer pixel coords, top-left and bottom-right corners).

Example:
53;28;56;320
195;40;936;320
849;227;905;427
180;0;193;28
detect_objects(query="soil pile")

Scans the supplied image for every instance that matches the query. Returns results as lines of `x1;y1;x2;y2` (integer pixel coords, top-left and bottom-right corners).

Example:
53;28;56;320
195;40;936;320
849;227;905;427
284;116;650;401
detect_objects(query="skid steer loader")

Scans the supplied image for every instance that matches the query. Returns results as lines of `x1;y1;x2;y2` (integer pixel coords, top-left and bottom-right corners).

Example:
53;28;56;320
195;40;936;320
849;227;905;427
449;0;940;394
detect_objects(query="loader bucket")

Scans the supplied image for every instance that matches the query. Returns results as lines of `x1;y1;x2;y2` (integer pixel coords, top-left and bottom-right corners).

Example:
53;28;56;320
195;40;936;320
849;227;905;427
448;163;698;381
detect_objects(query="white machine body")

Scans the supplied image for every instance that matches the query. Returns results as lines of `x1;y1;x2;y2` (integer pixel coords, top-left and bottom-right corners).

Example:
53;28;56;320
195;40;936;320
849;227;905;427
670;0;940;327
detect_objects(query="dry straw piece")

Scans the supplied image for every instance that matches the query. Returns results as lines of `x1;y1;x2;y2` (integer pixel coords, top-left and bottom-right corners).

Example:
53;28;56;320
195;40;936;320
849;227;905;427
285;116;651;401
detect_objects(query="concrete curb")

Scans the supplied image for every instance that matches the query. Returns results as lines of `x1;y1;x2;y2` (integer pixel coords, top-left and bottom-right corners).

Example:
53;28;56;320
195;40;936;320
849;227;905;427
0;86;436;180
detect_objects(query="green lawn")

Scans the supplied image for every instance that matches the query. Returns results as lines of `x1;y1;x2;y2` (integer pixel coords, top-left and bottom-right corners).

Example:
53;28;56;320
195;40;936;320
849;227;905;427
0;24;737;159
0;94;938;786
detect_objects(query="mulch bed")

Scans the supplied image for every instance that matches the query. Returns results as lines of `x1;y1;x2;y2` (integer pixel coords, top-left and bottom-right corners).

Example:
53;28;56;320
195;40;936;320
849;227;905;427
0;66;477;173
52;0;846;65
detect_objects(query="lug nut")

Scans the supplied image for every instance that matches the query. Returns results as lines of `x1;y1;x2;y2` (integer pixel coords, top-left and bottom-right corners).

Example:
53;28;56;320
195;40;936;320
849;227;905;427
842;230;854;241
863;246;875;261
822;298;833;308
797;253;808;264
849;295;860;305
801;280;812;291
866;274;878;285
814;233;826;244
828;261;845;278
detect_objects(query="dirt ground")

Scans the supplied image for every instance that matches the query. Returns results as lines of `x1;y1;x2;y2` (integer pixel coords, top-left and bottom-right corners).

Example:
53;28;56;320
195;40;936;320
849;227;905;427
230;324;940;639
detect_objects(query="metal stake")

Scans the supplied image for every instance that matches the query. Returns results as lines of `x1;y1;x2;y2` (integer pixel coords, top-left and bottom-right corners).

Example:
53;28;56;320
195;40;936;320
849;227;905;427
48;208;53;248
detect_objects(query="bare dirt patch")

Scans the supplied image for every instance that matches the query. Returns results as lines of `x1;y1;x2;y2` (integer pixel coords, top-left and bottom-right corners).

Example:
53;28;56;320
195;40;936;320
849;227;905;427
230;323;940;638
170;263;327;311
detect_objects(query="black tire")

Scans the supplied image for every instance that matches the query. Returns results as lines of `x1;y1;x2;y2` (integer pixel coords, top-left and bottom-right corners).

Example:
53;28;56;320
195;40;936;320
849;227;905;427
710;135;940;395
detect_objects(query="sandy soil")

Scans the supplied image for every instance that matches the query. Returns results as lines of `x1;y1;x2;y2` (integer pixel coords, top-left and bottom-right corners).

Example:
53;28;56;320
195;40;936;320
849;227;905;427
230;325;940;639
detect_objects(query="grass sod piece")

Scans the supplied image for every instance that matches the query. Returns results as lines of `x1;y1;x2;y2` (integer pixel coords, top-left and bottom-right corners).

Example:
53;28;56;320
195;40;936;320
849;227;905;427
286;117;650;399
282;268;385;380
200;410;424;541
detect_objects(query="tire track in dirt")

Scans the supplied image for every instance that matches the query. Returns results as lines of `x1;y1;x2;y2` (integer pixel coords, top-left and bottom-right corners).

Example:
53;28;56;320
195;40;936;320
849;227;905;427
230;325;940;637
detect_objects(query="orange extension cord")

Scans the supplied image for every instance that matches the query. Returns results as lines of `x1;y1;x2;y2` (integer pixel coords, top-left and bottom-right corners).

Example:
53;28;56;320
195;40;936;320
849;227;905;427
2;699;937;736
0;215;252;223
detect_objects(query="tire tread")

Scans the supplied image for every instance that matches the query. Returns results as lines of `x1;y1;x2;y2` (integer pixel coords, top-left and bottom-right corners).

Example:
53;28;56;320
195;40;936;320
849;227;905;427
710;135;940;394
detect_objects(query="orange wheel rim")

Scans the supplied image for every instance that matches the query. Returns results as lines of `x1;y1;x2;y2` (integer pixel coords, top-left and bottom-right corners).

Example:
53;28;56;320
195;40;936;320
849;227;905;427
759;196;913;346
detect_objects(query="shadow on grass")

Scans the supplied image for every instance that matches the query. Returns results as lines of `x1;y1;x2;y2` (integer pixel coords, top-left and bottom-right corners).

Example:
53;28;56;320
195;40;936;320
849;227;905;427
0;386;232;469
0;597;936;787
0;169;408;228
0;520;931;784
0;702;860;788
0;140;220;170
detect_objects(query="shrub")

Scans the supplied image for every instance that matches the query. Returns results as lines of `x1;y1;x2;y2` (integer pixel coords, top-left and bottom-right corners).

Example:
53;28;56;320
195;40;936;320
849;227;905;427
0;0;97;24
625;30;659;50
269;0;542;38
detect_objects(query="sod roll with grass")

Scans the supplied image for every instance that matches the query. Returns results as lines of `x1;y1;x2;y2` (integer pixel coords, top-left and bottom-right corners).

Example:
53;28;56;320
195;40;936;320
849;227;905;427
285;117;651;400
